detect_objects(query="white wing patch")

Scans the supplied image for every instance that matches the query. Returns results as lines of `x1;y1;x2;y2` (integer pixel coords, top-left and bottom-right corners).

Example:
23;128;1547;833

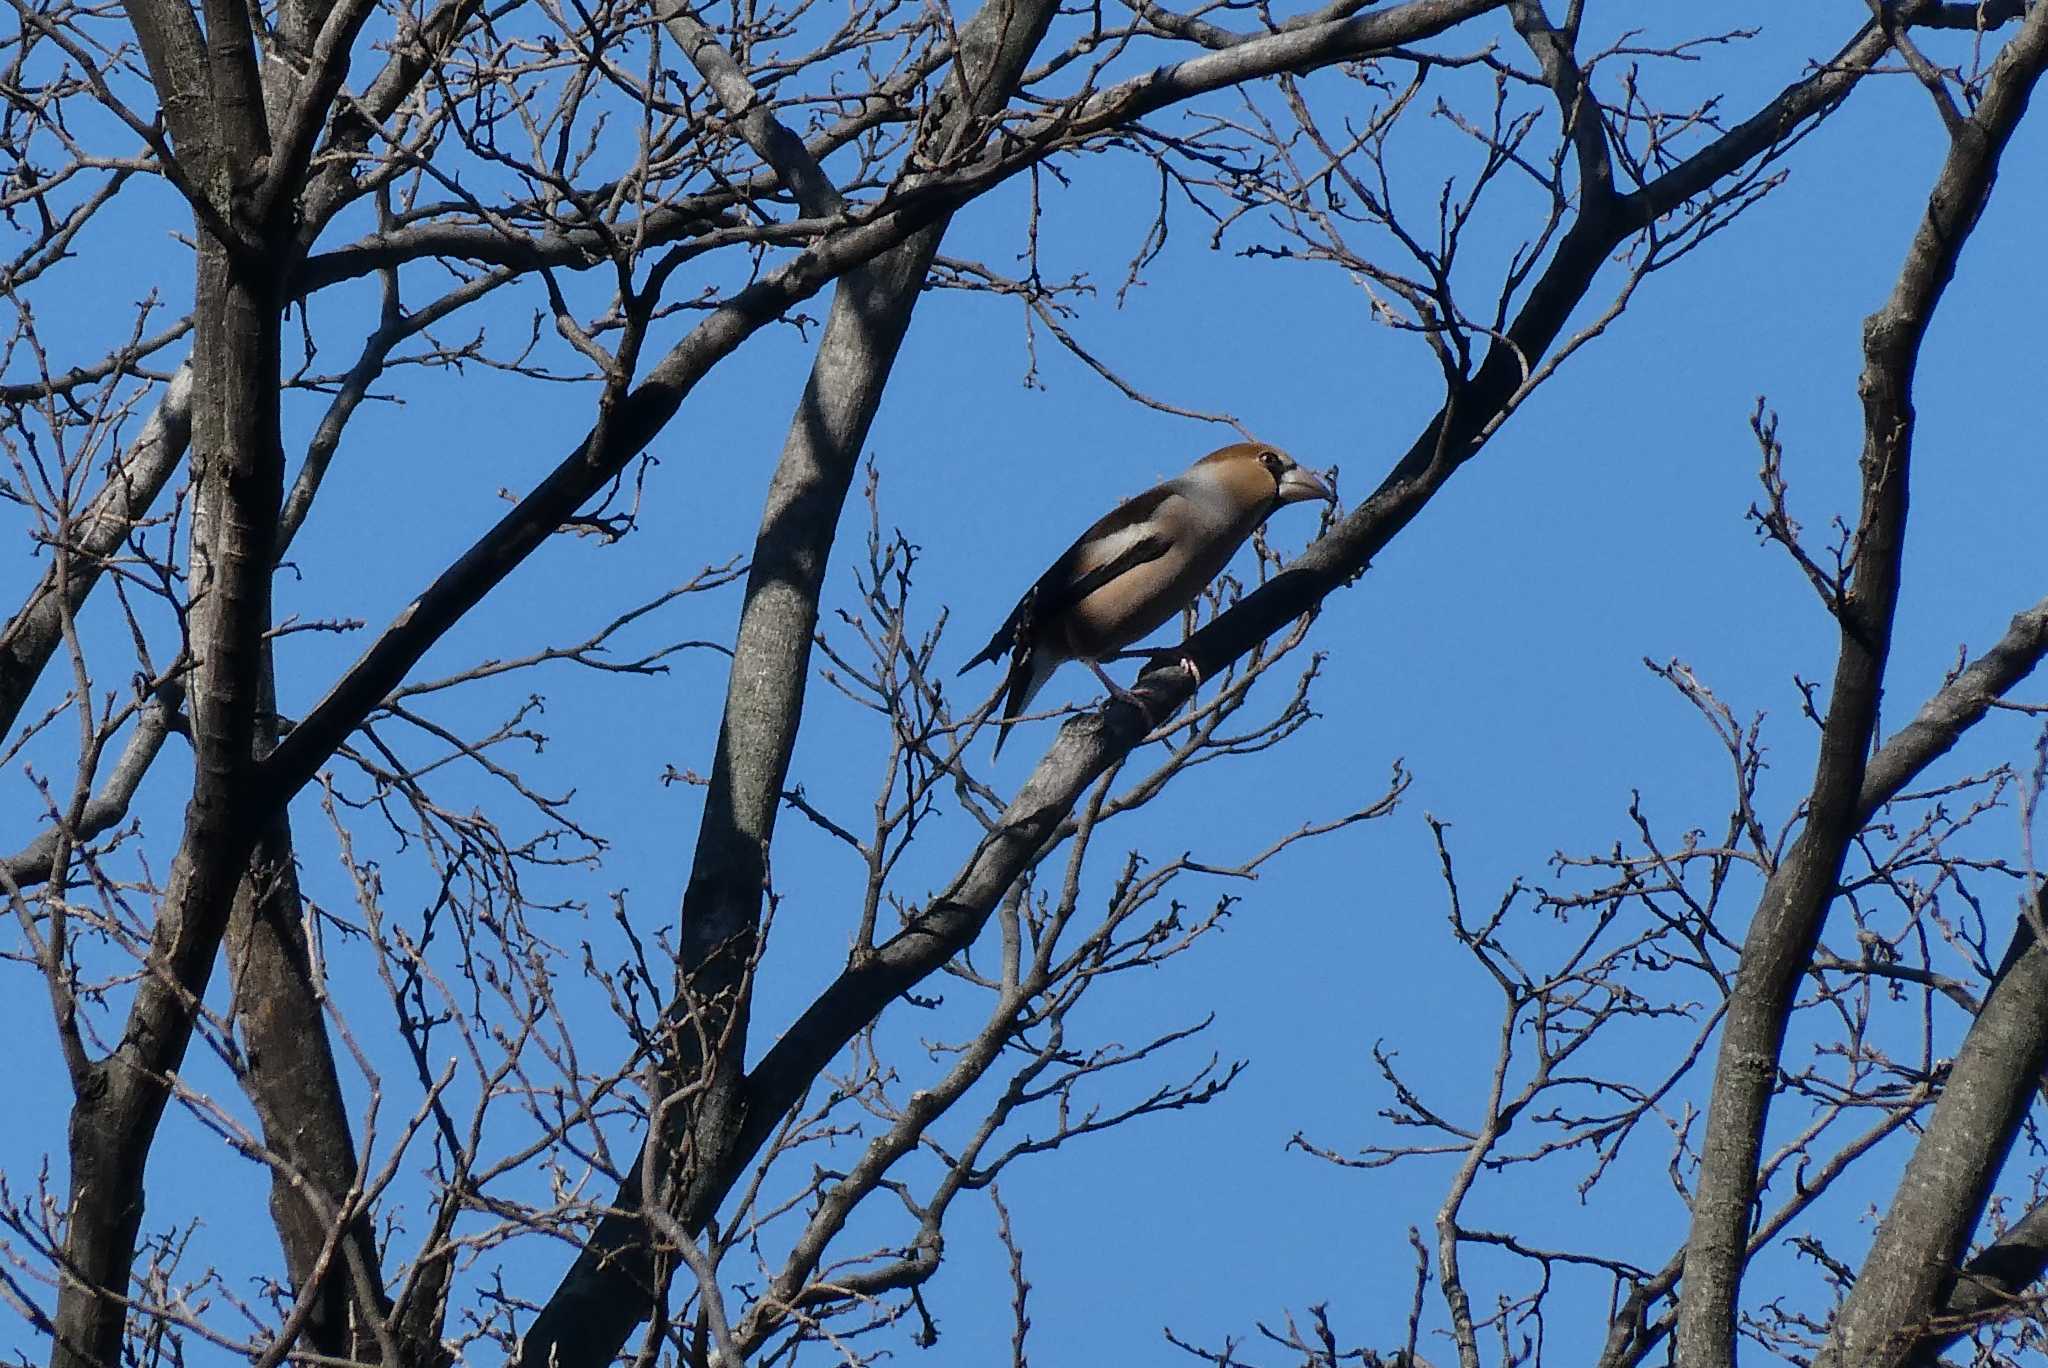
1074;516;1167;577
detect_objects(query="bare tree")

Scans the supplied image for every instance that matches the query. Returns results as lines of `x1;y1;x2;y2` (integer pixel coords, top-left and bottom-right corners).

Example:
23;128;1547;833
3;0;2047;1365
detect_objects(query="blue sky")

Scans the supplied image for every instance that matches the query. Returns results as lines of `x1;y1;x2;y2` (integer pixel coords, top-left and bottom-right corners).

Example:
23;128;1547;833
4;4;2047;1363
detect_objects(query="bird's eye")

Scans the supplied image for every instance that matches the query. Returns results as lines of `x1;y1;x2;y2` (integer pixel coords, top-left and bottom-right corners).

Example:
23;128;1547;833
1258;450;1285;476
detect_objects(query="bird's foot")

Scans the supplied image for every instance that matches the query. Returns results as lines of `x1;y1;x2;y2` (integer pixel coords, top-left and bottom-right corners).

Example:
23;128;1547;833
1141;647;1203;690
1083;656;1159;727
1105;647;1204;688
1110;680;1156;722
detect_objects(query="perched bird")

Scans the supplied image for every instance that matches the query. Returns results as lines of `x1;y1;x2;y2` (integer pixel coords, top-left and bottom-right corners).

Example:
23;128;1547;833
960;441;1334;755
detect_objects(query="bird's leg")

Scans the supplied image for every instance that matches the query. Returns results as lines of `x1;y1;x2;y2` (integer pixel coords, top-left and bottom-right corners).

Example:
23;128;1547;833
1082;655;1158;726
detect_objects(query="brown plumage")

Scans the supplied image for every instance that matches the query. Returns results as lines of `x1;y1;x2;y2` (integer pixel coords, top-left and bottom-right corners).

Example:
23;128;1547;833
960;441;1334;755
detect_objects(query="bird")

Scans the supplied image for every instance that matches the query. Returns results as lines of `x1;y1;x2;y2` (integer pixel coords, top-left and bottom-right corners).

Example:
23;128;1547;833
960;441;1334;756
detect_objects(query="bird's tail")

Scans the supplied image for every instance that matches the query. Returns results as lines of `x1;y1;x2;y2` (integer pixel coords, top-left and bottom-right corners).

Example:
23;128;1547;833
991;641;1053;759
959;589;1035;677
960;588;1050;756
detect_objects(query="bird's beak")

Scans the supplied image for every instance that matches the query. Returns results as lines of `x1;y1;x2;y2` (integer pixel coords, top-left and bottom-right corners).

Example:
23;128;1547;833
1276;465;1335;505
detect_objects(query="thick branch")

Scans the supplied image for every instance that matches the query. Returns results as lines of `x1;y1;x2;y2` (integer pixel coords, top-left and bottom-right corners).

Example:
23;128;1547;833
115;0;214;169
49;210;287;1368
1508;0;1614;205
1913;1197;2048;1362
258;0;380;219
227;811;397;1363
2;690;180;889
513;0;1062;1356
1677;10;2048;1364
659;1;846;216
1919;0;2030;30
1859;596;2048;820
0;365;192;741
1822;897;2048;1368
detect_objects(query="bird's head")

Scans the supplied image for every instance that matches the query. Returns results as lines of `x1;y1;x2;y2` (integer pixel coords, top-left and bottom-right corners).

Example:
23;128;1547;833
1193;442;1335;507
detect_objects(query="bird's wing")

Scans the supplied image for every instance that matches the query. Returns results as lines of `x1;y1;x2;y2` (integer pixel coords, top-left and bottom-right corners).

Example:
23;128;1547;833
960;486;1178;675
1042;520;1176;621
962;488;1178;758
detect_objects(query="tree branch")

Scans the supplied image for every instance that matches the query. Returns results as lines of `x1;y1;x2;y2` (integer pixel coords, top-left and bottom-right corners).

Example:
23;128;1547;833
0;364;192;741
1823;894;2048;1368
1678;9;2048;1364
658;0;847;217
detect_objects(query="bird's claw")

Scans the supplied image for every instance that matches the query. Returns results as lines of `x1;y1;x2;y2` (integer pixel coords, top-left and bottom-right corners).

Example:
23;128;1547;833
1083;657;1159;727
1110;681;1158;728
1140;649;1204;690
1083;652;1208;732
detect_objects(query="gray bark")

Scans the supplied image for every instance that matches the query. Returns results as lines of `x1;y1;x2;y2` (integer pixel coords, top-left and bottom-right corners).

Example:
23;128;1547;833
1677;10;2048;1364
0;367;191;741
48;0;286;1354
512;0;1060;1358
1821;900;2048;1368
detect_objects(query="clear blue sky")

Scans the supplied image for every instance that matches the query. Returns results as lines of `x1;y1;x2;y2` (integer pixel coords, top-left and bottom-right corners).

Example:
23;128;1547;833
5;4;2046;1363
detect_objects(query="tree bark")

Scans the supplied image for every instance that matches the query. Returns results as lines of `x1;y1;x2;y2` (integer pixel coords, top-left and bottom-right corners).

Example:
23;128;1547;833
1821;899;2048;1368
1677;10;2048;1364
1911;1196;2048;1363
52;239;286;1368
0;367;191;740
48;0;285;1349
512;1;1060;1359
226;667;397;1364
